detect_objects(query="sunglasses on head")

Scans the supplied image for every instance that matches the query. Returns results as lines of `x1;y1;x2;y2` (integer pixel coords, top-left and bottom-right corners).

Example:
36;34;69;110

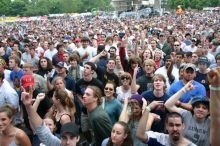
104;87;114;91
121;76;130;80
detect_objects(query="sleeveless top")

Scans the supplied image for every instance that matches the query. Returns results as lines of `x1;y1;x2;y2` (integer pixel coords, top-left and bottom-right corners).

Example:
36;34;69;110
9;130;19;146
55;113;71;134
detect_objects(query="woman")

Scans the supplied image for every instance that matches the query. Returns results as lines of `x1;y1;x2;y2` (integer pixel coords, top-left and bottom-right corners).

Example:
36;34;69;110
141;48;153;63
102;82;122;124
37;56;53;79
101;121;133;146
0;105;31;146
68;53;83;81
153;49;164;69
116;72;135;104
51;89;75;134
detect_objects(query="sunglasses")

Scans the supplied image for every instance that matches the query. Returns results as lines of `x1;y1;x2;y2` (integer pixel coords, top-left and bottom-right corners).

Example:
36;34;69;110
104;87;114;91
121;77;130;80
174;44;180;46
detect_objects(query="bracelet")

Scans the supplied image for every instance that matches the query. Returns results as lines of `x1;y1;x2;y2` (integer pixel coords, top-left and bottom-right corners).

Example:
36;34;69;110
209;86;220;91
145;106;151;112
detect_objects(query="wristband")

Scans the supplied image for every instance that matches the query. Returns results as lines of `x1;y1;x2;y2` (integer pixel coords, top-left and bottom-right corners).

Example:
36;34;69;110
209;86;220;91
145;106;151;112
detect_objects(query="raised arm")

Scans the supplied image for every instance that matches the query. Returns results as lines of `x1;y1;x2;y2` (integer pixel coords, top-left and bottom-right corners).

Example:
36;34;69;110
131;66;139;94
33;93;46;111
208;67;220;146
89;50;107;63
119;97;130;123
165;80;194;113
136;100;163;143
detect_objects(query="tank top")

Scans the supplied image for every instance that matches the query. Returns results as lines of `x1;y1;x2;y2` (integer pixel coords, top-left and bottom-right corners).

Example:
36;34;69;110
9;130;18;146
56;113;71;134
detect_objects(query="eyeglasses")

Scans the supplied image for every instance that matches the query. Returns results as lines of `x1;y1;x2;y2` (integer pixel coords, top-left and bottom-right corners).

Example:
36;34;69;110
121;77;130;80
174;44;180;46
104;87;113;91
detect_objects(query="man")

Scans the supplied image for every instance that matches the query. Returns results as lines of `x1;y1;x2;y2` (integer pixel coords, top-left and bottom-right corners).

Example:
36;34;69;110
174;51;184;69
21;90;80;146
44;41;58;61
32;39;44;58
155;55;179;91
0;58;11;85
136;108;196;146
83;86;112;146
21;43;32;64
52;43;65;66
184;38;198;52
23;63;48;93
169;63;206;103
136;59;155;93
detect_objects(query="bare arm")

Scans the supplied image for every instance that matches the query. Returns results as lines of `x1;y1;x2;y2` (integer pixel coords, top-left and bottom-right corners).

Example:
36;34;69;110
208;68;220;146
165;80;194;113
131;66;139;94
119;97;130;123
89;50;107;63
16;129;32;146
33;93;45;111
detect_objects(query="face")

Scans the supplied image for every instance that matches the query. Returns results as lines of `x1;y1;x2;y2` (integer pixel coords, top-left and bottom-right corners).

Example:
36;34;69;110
61;133;79;146
175;55;182;64
70;60;78;68
183;68;196;81
23;67;32;75
104;83;114;97
143;50;151;59
198;63;208;71
44;118;56;133
82;41;89;48
150;40;157;49
154;51;162;59
191;54;198;64
9;59;16;69
144;64;154;74
63;54;69;63
131;62;138;69
154;77;165;91
165;59;172;68
166;117;184;142
107;60;116;71
131;102;142;117
55;79;65;89
40;59;47;69
111;123;127;145
127;51;133;58
0;112;12;132
82;88;96;106
121;75;131;86
193;103;209;120
83;64;93;77
57;67;66;75
174;42;181;51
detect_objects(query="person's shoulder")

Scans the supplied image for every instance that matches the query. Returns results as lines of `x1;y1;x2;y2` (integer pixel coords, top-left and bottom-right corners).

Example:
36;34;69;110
101;137;109;146
15;128;29;141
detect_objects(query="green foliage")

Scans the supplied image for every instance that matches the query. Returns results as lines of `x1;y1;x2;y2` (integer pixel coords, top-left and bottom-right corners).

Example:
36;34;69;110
167;0;220;10
0;0;112;16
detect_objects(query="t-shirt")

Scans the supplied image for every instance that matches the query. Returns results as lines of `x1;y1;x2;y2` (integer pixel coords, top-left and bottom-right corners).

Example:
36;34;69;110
180;109;210;146
136;75;153;94
145;131;197;146
141;91;169;132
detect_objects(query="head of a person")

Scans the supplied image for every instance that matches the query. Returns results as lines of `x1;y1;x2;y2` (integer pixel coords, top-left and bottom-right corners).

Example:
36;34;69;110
9;56;21;69
150;40;157;49
81;37;90;48
127;49;135;59
129;56;141;69
38;57;53;70
108;121;133;146
164;55;173;69
104;82;116;98
106;58;116;72
173;41;181;51
0;58;6;73
182;63;196;82
142;49;153;61
215;53;220;67
21;74;35;92
43;116;56;133
0;105;16;132
185;33;191;40
120;72;132;86
69;54;80;68
56;62;68;75
60;122;80;146
83;62;96;78
63;52;70;63
143;59;156;75
175;51;184;64
197;56;209;71
53;76;66;90
152;74;167;91
56;43;64;53
23;63;34;75
165;112;185;142
83;86;102;106
191;96;210;120
184;52;192;63
129;94;143;117
52;89;73;108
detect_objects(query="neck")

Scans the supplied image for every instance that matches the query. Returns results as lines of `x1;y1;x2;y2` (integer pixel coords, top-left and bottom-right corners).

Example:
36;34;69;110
153;90;164;97
169;136;184;145
194;116;206;123
122;85;130;90
84;76;93;82
106;96;114;101
199;69;207;74
13;67;20;72
145;73;153;77
86;103;97;112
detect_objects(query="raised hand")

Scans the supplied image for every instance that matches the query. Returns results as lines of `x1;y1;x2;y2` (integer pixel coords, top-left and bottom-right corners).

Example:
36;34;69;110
148;100;164;111
184;80;195;92
208;67;220;87
21;86;33;106
36;93;46;102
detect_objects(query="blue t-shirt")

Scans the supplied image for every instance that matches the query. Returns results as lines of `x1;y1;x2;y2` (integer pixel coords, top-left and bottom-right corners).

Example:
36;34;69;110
169;80;206;103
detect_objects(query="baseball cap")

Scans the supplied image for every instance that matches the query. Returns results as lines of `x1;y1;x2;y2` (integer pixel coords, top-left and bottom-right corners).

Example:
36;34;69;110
60;122;79;137
57;62;68;70
197;56;209;65
21;74;35;88
130;94;143;107
184;63;196;72
191;96;209;108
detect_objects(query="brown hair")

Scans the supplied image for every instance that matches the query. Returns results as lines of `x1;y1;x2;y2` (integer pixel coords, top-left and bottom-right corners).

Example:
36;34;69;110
87;86;102;105
152;74;167;91
0;104;16;119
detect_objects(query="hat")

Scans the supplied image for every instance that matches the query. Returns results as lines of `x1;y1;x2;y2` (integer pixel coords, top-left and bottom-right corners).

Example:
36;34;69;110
0;58;6;67
75;38;81;42
21;74;35;88
60;122;79;137
63;40;68;43
198;56;209;65
57;62;68;70
184;63;196;72
130;94;143;107
191;38;197;42
191;96;209;108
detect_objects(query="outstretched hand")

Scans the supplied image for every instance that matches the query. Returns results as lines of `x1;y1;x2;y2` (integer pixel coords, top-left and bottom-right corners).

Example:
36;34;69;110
36;93;46;102
148;101;164;111
208;67;220;87
21;86;33;106
184;80;195;92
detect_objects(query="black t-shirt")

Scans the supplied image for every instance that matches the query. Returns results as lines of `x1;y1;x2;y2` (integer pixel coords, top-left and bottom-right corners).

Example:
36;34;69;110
137;75;153;94
141;90;169;133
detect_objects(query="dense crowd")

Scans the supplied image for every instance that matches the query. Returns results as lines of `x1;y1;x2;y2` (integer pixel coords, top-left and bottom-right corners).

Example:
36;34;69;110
0;10;220;146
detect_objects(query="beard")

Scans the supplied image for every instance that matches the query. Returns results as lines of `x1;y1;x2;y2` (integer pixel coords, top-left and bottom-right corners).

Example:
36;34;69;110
171;132;180;141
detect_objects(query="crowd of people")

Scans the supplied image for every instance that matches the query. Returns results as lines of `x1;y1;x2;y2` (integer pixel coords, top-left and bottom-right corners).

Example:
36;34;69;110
0;10;220;146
